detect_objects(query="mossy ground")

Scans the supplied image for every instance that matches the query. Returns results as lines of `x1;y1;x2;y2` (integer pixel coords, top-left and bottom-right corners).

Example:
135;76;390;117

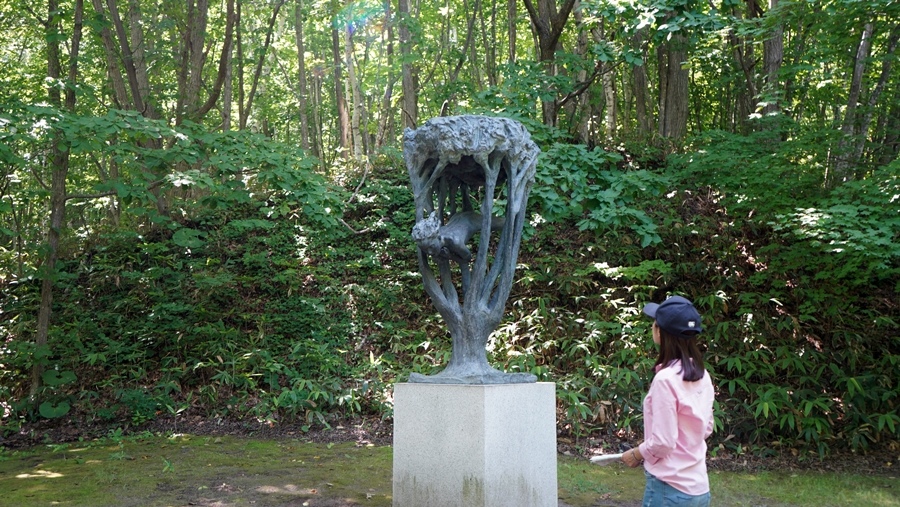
0;434;391;507
0;434;896;506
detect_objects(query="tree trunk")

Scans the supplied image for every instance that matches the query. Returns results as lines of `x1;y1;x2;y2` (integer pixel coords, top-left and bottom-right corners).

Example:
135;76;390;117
105;0;168;215
829;22;874;187
223;28;234;130
573;6;591;143
726;4;756;134
105;0;140;113
603;65;617;138
482;0;497;87
89;0;129;108
177;0;233;122
878;102;900;165
761;0;783;119
632;29;652;139
592;15;616;140
176;0;209;122
658;32;689;142
850;24;899;175
522;0;577;126
444;0;480;110
345;27;364;160
240;0;286;130
398;0;417;128
331;29;351;156
507;0;516;64
236;0;245;127
375;0;395;148
468;0;484;91
312;70;326;167
196;0;235;119
294;0;310;151
32;0;83;403
127;0;157;119
187;0;209;117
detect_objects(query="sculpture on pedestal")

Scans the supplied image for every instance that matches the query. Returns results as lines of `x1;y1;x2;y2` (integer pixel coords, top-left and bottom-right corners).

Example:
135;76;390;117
404;115;540;384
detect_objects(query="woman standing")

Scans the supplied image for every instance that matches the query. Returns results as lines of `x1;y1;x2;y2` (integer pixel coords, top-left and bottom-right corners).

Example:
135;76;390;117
621;296;715;506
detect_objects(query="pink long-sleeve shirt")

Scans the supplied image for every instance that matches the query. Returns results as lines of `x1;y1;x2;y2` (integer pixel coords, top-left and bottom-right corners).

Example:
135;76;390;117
638;360;715;496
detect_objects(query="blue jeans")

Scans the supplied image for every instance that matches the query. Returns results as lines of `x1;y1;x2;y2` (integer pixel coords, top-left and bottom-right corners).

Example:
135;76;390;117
642;471;710;507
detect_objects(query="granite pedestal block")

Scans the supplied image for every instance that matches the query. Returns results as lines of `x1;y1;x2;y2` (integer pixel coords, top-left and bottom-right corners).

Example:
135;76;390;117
392;382;557;507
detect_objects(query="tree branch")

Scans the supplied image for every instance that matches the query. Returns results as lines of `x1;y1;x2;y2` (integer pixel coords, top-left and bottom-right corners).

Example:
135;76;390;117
195;0;235;117
521;0;545;34
557;59;620;109
548;0;578;50
65;178;166;202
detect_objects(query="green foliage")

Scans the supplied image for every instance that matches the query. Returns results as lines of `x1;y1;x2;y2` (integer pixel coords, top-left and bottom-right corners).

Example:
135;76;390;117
532;142;665;247
1;95;897;456
658;128;900;455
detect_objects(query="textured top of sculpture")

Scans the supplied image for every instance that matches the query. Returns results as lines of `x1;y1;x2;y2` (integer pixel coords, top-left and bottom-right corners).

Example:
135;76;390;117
404;115;540;384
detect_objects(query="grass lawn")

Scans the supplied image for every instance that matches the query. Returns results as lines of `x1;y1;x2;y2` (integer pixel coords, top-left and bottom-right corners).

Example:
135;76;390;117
0;433;896;506
558;456;898;506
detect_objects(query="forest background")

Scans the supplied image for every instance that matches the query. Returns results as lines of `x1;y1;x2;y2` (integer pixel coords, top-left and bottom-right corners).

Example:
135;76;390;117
0;0;898;458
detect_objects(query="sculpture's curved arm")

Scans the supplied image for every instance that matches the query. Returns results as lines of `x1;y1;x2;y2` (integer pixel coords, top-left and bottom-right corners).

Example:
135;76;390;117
418;248;461;326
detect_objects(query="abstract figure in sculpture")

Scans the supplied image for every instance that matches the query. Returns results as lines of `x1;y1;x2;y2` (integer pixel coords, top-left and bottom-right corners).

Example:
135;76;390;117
404;115;540;384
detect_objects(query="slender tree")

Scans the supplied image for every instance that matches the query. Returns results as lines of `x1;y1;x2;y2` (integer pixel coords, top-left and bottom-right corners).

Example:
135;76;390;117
240;0;287;130
332;0;351;155
375;0;396;148
398;0;417;128
829;22;875;187
32;0;83;403
632;28;653;138
507;0;516;64
295;0;311;151
345;26;364;159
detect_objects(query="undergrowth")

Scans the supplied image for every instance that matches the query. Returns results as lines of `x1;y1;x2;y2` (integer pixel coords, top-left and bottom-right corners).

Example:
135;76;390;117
1;128;898;458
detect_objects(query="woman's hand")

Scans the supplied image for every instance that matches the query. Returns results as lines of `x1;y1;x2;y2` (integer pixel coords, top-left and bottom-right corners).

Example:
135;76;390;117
622;447;643;468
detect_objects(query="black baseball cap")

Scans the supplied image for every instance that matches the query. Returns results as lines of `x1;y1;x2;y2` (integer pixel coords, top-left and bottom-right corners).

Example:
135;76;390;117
643;296;703;337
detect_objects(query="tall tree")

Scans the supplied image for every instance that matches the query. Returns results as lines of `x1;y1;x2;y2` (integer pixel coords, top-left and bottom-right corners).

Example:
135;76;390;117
522;0;577;126
398;0;417;128
507;0;516;64
240;0;286;130
193;0;236;122
828;22;875;187
32;0;83;402
657;29;688;141
761;0;784;120
831;21;900;185
332;1;351;154
295;0;311;151
375;0;396;148
725;1;757;134
345;26;364;159
631;28;653;138
93;0;168;214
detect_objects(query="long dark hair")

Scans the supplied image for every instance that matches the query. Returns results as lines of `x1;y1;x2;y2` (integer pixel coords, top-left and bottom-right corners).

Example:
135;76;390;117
655;326;706;382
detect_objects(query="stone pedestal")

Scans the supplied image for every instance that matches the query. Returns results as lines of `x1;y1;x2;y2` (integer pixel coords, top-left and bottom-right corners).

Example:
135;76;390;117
392;382;557;507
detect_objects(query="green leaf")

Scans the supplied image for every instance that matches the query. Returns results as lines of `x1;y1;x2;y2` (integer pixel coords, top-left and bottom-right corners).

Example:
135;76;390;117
42;370;77;386
39;400;71;419
172;228;206;249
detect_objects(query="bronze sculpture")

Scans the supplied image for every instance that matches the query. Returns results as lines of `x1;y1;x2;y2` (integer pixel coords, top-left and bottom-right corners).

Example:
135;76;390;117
404;115;540;384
